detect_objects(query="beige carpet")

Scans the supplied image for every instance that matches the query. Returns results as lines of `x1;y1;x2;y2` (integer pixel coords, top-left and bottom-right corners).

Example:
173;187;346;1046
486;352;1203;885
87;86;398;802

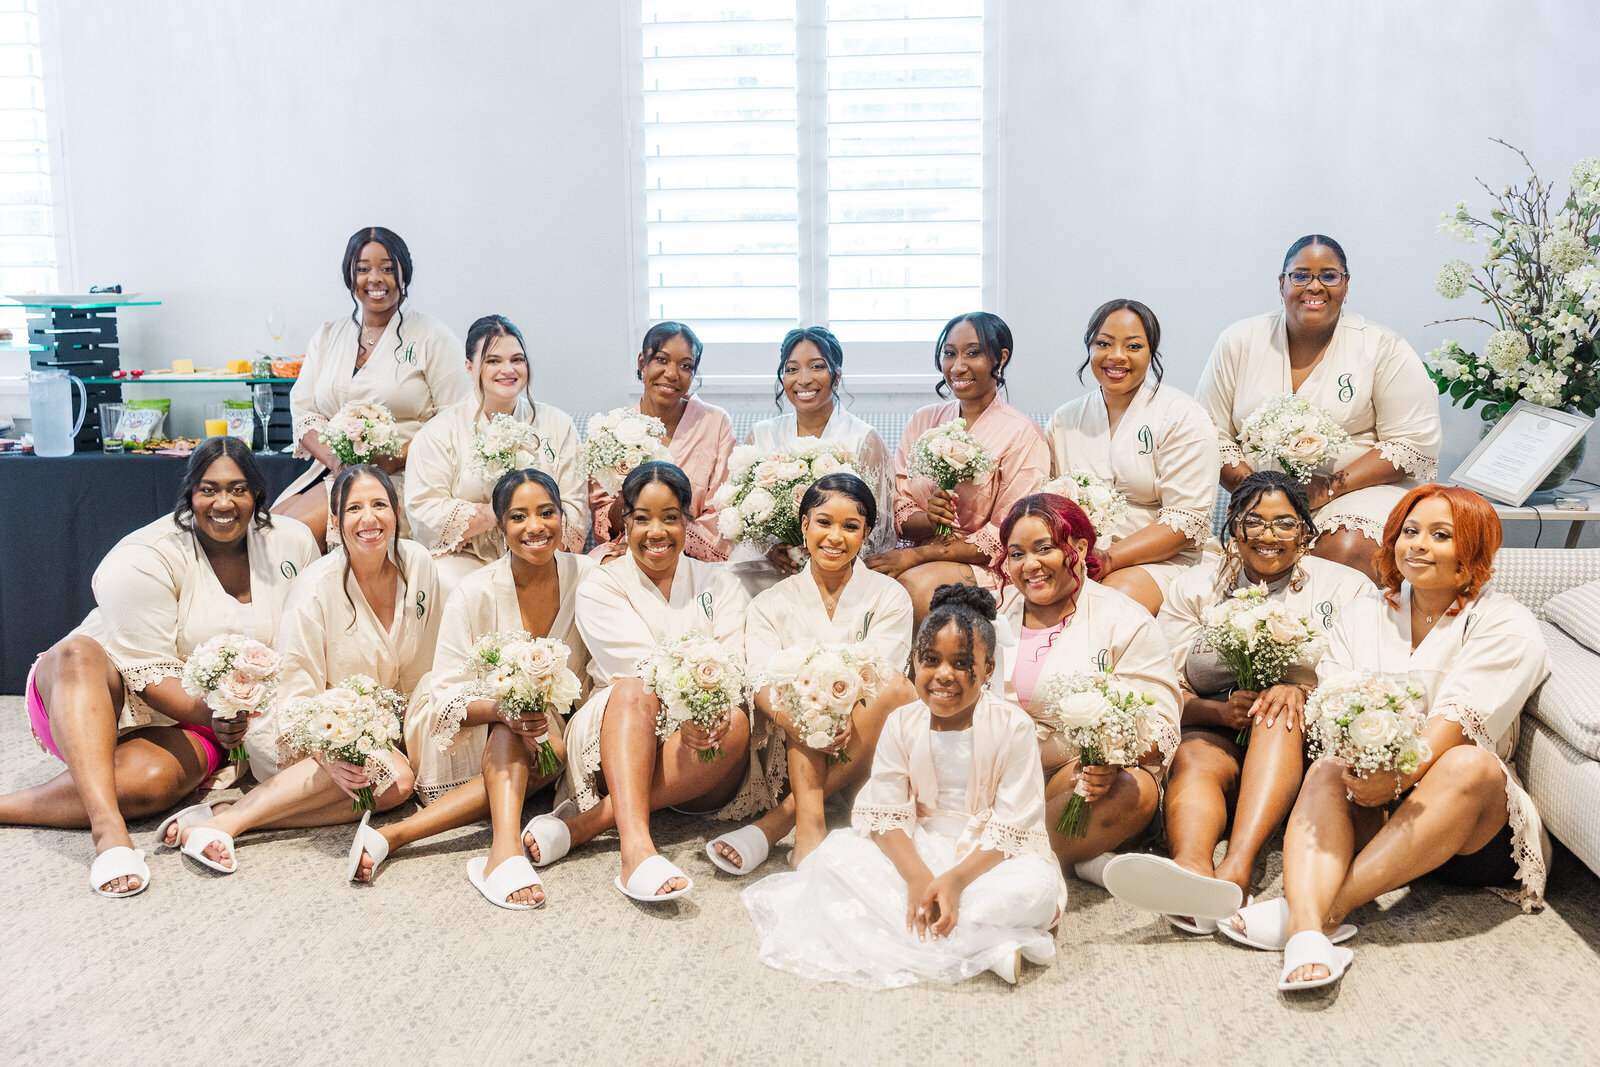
2;694;1597;1065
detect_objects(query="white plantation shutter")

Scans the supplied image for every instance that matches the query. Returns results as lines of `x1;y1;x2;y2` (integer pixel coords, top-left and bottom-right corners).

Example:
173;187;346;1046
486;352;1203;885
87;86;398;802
0;0;56;331
636;0;988;353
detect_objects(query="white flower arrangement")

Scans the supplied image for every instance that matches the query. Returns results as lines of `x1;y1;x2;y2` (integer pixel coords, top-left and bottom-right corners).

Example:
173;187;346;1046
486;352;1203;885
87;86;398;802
319;401;402;466
760;640;892;764
636;630;747;763
469;413;541;480
1427;142;1600;420
1201;584;1318;744
906;418;997;535
1038;469;1129;538
461;631;582;776
580;408;673;494
1304;670;1431;779
281;674;405;811
180;633;281;765
1237;392;1350;483
1036;670;1158;835
711;439;862;555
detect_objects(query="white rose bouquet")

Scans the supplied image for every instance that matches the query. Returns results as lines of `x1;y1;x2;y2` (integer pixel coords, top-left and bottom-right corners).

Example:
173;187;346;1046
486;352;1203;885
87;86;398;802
1037;670;1159;836
636;631;747;763
1038;469;1129;538
907;417;997;536
1304;670;1431;782
761;640;891;764
581;407;672;494
1202;584;1318;745
461;630;582;776
281;674;406;811
1238;393;1349;483
470;413;541;480
181;633;281;765
712;439;862;558
319;401;402;467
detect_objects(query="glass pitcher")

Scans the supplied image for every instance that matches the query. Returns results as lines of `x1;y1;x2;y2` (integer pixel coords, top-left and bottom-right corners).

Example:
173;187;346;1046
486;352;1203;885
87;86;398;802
27;368;88;457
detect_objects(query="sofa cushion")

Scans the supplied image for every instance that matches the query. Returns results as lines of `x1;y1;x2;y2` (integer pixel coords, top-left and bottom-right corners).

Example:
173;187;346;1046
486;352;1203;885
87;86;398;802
1524;620;1600;759
1544;577;1600;652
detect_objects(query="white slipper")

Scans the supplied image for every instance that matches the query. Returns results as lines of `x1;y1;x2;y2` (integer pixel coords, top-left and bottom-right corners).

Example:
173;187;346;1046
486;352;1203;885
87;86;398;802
154;802;214;849
1101;853;1243;921
180;827;237;874
1218;897;1357;951
524;799;575;868
89;846;150;898
705;824;770;876
1165;896;1254;936
1072;851;1116;888
467;855;545;911
1278;930;1354;991
346;810;390;882
614;854;692;902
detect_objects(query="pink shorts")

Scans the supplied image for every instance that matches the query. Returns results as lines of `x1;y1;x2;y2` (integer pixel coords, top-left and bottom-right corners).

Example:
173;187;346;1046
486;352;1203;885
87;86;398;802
26;659;226;777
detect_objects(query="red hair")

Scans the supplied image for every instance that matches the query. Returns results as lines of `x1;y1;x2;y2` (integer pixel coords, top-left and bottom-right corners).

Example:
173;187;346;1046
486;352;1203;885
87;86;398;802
1375;484;1501;615
993;493;1103;594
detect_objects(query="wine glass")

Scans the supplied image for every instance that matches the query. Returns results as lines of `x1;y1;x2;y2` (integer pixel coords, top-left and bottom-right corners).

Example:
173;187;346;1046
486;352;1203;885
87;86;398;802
253;383;275;454
266;304;286;351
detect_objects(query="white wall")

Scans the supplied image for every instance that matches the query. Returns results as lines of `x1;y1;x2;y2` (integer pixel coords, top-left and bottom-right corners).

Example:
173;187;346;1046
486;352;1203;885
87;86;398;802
40;0;1600;540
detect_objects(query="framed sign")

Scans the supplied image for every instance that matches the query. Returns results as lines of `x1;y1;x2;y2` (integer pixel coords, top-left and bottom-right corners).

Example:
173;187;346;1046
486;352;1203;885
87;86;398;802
1449;401;1593;506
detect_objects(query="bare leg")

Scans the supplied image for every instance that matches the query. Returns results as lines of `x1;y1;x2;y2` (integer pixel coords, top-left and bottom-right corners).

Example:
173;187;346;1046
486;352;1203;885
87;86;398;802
480;725;557;905
896;560;977;628
1047;762;1160;867
1310;528;1379;583
1098;565;1164;616
1163;732;1242;880
1212;717;1305;895
271;483;331;554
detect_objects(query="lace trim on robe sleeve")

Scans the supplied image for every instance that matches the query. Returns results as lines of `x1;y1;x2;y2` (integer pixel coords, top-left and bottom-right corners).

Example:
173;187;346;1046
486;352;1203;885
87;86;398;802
686;521;731;563
893;496;922;531
852;803;916;837
120;660;184;694
1157;506;1212;545
1219;440;1246;466
1149;717;1181;767
429;500;480;558
1376;439;1439;481
292;413;329;461
431;686;481;750
977;815;1055;862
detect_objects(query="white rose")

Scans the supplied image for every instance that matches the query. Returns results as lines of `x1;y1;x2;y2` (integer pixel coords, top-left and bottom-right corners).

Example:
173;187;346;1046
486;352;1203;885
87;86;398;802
1056;689;1113;730
717;508;745;539
1282;431;1328;463
1264;610;1305;645
765;646;809;687
612;418;648;446
810;454;843;477
1347;708;1399;748
804;730;834;751
740;487;777;523
710;483;737;511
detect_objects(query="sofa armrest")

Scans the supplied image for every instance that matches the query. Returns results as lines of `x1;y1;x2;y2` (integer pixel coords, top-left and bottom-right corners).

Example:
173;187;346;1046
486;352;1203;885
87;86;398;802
1490;549;1600;619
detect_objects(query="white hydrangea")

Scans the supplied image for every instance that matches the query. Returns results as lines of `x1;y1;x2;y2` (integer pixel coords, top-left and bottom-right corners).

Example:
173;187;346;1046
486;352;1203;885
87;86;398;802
1434;260;1473;299
1484;330;1529;375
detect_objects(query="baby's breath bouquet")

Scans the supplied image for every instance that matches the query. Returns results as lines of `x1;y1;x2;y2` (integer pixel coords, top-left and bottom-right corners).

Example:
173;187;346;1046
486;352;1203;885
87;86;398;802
761;641;891;764
461;631;582;776
1304;671;1431;779
1202;585;1317;745
1038;470;1128;538
907;418;996;535
1427;141;1600;422
637;631;747;763
281;674;405;811
320;402;402;466
1238;393;1349;483
581;408;672;494
711;440;862;558
1037;671;1158;836
470;414;541;480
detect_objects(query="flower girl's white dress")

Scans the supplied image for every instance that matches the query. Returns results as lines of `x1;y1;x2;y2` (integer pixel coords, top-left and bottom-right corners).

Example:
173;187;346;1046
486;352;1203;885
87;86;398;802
741;694;1065;989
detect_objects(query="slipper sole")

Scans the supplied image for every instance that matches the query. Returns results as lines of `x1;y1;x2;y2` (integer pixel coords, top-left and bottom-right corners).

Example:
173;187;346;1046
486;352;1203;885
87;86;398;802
1102;854;1242;920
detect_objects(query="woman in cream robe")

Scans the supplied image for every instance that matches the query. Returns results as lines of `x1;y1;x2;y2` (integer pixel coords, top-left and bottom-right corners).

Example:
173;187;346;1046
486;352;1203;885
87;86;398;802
405;315;587;599
741;690;1066;989
275;228;471;547
1196;236;1441;578
0;438;318;896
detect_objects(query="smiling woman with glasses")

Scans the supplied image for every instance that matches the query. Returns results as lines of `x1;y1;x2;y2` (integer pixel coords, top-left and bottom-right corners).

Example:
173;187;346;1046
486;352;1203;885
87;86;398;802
1196;234;1442;581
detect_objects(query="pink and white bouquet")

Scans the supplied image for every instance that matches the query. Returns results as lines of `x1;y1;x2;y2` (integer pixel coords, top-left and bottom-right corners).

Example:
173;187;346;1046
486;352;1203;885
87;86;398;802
1238;393;1349;483
712;439;862;559
1037;670;1159;836
1038;469;1129;538
181;633;281;765
281;674;405;811
470;413;541;480
1304;671;1431;778
760;641;891;764
581;407;672;494
461;631;582;776
1202;584;1318;744
637;631;747;763
319;401;402;467
907;417;996;535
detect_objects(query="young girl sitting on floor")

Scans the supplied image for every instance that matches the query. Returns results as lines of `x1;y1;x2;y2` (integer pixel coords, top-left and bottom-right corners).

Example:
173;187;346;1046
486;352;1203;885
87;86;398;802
740;584;1066;989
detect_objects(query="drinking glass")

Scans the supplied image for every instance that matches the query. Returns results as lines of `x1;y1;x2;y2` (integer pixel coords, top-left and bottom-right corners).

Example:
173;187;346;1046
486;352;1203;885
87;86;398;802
253;383;275;453
266;304;286;345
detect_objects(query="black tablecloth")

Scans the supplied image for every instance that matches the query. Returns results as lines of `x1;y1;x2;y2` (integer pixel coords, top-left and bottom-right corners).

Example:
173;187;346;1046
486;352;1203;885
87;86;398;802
0;452;311;693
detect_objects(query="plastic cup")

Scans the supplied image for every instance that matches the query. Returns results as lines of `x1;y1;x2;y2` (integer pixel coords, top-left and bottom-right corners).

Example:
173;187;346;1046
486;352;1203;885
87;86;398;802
100;403;126;453
204;418;228;437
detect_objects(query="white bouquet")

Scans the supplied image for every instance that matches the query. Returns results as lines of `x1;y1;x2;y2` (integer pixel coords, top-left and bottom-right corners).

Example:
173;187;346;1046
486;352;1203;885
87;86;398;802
1038;469;1129;538
1202;584;1318;745
319;401;402;467
1304;670;1431;779
281;674;406;811
761;640;891;764
470;413;541;480
581;407;672;494
1237;393;1349;483
636;631;748;763
180;633;281;765
461;631;582;776
712;439;862;557
907;417;997;535
1037;670;1158;836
